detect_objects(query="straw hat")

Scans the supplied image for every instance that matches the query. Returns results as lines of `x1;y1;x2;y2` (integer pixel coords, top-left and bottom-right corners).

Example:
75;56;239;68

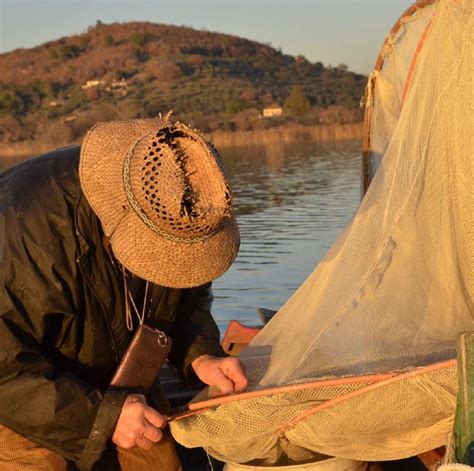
79;116;240;288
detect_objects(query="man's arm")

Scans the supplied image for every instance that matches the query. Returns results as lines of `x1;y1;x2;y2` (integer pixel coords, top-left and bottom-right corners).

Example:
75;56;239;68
168;283;248;393
0;286;127;470
168;283;226;377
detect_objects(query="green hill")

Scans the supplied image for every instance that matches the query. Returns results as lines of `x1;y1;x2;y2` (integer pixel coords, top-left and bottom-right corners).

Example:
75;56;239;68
0;21;366;148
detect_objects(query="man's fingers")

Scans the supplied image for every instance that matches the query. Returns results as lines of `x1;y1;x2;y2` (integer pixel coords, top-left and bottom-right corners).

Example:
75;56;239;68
214;370;235;394
223;358;248;392
232;375;248;392
136;434;154;450
127;393;147;405
144;407;166;429
143;421;163;443
112;394;168;451
191;354;249;394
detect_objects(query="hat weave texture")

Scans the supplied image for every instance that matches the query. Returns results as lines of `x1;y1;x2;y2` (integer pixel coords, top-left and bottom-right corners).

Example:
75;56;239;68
79;117;240;288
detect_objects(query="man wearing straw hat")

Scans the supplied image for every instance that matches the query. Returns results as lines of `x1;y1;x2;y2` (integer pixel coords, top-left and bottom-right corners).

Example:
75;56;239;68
0;116;247;470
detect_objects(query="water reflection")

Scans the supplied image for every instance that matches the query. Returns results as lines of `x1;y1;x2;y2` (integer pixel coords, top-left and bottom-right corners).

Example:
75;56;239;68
213;140;362;331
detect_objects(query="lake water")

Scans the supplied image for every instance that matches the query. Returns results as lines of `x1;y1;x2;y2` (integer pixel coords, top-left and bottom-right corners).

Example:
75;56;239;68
213;139;362;333
0;139;362;334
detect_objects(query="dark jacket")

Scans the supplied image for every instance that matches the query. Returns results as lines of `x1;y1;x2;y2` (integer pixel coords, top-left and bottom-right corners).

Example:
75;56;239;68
0;146;225;469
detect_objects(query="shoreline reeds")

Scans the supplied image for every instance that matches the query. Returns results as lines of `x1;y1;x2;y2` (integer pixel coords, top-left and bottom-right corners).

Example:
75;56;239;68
0;123;363;159
208;123;363;148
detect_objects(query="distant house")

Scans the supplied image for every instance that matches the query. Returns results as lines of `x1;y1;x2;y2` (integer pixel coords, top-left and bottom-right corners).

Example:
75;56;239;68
110;79;128;89
106;79;129;96
262;105;283;118
48;99;66;107
81;80;105;90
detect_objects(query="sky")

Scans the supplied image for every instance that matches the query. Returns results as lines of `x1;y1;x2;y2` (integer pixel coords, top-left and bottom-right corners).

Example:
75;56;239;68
0;0;413;74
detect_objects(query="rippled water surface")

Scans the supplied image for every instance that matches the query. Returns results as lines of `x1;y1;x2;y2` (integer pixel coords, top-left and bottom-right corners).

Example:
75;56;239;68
1;140;362;333
213;140;362;332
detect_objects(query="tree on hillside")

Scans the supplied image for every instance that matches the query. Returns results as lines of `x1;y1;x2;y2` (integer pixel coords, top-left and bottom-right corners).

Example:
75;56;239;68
61;44;80;60
225;99;245;115
0;87;26;117
103;35;115;47
79;36;90;51
129;31;153;49
240;88;256;103
295;55;308;65
284;85;311;117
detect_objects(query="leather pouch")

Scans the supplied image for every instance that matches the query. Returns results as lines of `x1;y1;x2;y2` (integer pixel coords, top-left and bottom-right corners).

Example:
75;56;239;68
111;324;172;394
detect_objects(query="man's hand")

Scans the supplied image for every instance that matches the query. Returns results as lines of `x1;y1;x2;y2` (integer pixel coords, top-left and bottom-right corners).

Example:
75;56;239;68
191;355;248;395
112;394;166;449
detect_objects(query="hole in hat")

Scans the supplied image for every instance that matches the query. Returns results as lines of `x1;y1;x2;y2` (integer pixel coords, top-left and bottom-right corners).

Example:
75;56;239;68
152;142;157;147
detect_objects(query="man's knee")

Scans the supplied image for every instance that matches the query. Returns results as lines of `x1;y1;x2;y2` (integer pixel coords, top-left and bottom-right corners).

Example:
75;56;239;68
0;423;68;471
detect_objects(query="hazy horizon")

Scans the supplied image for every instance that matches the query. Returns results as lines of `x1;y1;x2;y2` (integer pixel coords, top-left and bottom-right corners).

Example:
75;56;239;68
0;0;413;74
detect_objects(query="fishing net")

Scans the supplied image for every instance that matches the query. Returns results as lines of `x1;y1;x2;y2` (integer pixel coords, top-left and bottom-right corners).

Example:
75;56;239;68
362;0;437;191
171;0;473;464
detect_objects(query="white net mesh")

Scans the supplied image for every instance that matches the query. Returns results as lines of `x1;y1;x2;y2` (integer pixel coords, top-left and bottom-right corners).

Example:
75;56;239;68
365;2;436;182
171;0;473;464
